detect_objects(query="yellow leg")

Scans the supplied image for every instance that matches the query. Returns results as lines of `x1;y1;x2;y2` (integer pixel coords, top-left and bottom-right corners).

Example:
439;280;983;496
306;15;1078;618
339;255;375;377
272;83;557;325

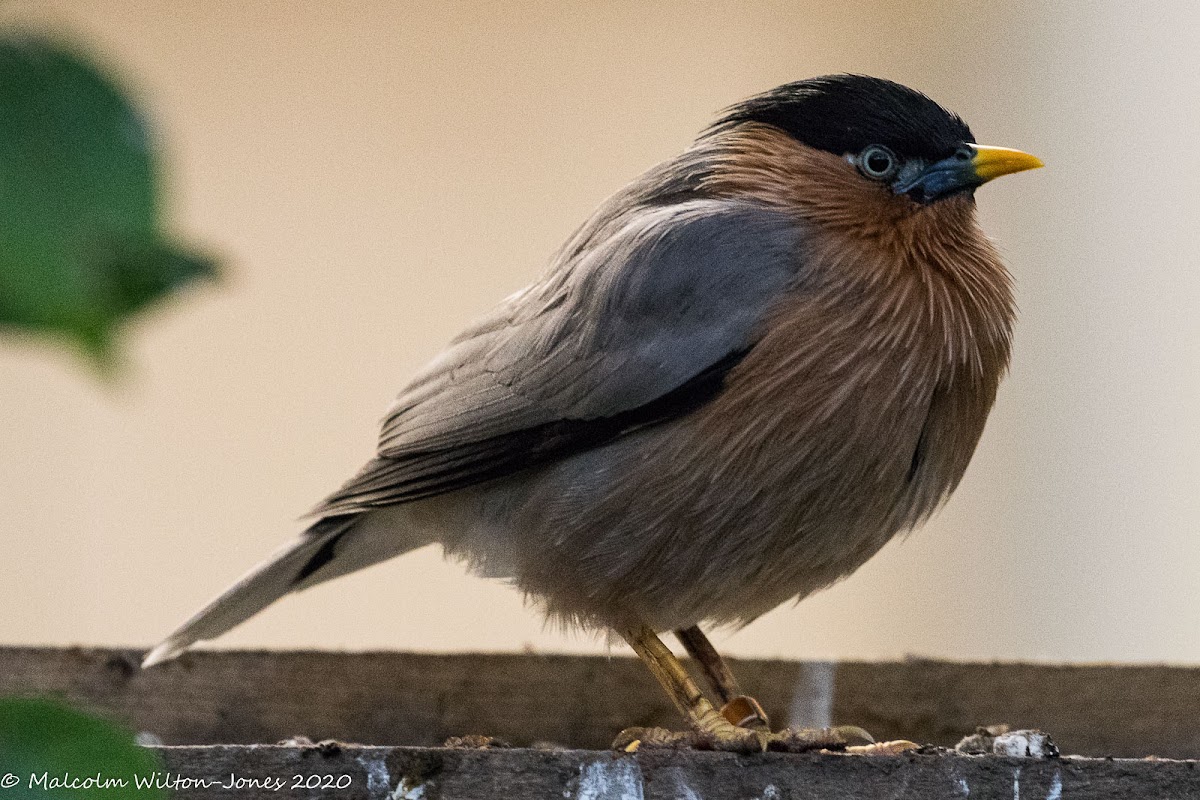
621;623;732;734
614;623;881;753
675;625;770;730
615;623;763;751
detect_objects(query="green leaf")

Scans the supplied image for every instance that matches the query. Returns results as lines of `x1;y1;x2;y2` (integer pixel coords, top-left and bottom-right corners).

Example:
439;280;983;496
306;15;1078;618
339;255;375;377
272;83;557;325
0;34;217;366
0;697;167;799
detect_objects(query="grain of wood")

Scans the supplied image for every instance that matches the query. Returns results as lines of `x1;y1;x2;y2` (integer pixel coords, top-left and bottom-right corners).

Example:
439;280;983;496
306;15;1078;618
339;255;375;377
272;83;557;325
2;647;1198;757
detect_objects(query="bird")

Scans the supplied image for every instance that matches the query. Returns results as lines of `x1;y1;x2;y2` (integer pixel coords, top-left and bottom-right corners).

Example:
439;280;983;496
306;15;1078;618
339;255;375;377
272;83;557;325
143;74;1041;752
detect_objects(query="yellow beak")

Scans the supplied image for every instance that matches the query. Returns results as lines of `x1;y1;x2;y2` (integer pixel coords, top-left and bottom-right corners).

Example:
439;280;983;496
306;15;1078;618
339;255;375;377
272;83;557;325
971;144;1044;183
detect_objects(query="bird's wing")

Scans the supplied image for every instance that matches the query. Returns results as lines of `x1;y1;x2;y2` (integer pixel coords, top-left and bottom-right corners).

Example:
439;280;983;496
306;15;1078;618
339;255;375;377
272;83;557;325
314;199;804;515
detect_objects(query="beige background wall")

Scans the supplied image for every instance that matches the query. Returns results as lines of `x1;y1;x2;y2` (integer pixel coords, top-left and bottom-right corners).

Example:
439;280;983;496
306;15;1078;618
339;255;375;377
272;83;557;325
2;1;1198;662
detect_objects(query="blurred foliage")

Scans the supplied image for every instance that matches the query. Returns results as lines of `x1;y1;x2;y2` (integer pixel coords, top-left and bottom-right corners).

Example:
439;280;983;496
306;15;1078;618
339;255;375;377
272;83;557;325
0;34;216;368
0;697;167;799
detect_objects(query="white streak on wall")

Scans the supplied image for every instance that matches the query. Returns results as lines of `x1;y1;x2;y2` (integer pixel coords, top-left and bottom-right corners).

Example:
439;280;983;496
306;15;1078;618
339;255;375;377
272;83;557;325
355;753;392;800
574;758;645;800
1045;770;1062;800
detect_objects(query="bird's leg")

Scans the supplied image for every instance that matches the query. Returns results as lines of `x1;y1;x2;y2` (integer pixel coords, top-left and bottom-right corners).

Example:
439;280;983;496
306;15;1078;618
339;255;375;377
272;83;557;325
674;625;770;731
613;623;883;754
673;625;740;703
614;623;765;752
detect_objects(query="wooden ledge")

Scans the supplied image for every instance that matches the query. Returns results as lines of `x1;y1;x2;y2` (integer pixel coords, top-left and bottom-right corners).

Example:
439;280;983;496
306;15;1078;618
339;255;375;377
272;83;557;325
6;646;1200;798
152;744;1199;800
4;646;1199;758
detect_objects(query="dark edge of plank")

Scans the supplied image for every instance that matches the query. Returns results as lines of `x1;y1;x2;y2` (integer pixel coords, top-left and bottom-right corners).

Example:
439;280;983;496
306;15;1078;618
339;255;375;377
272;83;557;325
145;745;1200;800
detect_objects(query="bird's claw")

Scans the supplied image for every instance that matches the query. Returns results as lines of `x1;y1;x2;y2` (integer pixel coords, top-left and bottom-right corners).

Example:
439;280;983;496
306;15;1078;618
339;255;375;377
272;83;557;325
765;726;860;753
831;724;875;744
613;723;880;754
613;725;767;753
846;739;921;755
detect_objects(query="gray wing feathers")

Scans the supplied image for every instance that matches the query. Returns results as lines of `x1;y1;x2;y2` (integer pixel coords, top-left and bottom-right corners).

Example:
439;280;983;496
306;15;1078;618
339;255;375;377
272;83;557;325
381;202;801;453
315;200;804;516
143;197;805;668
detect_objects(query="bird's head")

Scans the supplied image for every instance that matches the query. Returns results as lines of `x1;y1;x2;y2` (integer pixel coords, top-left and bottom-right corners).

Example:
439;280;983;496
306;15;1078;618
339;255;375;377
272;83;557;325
704;74;1041;211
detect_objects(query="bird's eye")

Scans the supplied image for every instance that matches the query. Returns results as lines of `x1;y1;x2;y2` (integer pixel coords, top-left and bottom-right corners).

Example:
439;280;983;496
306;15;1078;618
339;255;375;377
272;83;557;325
858;145;900;181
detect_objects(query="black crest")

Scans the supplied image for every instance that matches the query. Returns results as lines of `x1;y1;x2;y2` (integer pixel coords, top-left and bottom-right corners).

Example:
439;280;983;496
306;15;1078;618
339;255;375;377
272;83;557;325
710;74;973;161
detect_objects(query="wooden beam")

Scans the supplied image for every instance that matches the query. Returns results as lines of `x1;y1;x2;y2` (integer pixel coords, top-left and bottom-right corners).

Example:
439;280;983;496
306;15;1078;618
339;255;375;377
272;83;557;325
2;647;1198;758
149;744;1198;800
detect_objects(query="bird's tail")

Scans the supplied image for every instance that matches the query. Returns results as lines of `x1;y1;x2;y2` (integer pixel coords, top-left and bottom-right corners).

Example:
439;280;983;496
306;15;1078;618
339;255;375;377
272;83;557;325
141;510;431;668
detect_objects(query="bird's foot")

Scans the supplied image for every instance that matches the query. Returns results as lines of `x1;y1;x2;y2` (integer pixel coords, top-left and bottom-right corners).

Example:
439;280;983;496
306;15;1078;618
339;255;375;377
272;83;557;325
846;739;923;755
765;725;920;755
613;723;880;754
770;724;920;756
614;720;768;753
765;724;875;753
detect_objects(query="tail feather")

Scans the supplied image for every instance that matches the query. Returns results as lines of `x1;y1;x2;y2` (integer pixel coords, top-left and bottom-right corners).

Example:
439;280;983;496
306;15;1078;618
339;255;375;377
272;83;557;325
142;511;430;668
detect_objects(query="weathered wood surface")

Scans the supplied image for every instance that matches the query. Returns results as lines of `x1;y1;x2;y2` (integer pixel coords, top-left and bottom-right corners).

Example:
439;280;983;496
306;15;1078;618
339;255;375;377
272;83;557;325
149;745;1199;800
2;647;1199;758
